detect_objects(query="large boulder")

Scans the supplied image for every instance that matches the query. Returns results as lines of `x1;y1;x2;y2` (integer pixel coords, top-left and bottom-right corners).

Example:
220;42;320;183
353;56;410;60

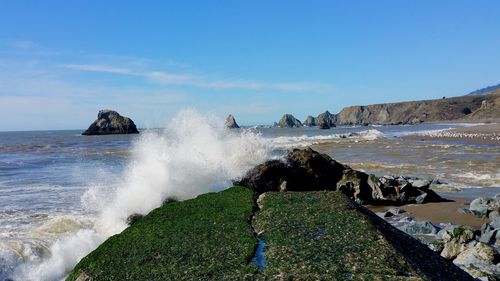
225;114;240;129
278;114;302;128
453;242;500;279
238;148;346;194
440;226;476;260
467;196;500;218
82;110;139;135
238;148;445;205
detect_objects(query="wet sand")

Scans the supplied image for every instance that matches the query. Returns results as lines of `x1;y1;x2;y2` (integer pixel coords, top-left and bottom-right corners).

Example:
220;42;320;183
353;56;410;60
404;123;500;145
368;198;489;228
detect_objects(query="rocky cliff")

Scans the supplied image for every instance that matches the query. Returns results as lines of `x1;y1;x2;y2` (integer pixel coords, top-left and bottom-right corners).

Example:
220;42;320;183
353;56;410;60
82;110;139;135
334;92;500;126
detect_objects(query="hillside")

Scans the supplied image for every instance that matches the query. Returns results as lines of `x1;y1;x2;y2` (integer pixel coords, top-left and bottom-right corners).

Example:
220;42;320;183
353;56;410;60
333;91;500;126
467;83;500;96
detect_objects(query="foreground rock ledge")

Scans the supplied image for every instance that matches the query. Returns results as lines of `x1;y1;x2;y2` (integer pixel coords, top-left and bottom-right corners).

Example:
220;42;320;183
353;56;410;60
82;110;139;135
68;187;471;280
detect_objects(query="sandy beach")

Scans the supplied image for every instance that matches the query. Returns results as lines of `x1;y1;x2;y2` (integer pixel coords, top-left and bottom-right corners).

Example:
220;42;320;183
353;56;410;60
404;123;500;145
368;198;489;228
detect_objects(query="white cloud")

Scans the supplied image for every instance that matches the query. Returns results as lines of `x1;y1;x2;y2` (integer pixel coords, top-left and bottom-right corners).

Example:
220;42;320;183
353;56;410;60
59;64;333;92
62;64;132;75
146;71;193;84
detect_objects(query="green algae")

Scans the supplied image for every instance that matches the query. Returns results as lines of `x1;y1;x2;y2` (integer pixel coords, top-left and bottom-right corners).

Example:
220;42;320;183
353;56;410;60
67;186;257;281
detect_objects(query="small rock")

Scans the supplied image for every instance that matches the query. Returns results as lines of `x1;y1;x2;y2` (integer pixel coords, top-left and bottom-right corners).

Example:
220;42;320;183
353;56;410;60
387;207;405;216
257;193;266;210
416;193;428;204
126;213;144;225
470;197;492;218
225;114;240;129
279;181;288;192
410;178;432;189
428;240;444;252
398;220;438;236
75;272;93;281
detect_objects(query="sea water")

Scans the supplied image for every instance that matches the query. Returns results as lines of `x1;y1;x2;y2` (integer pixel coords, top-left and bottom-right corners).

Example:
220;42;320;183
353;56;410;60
0;110;498;280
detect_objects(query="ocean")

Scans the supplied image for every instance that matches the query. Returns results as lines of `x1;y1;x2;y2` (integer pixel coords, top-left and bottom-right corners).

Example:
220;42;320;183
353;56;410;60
0;110;499;280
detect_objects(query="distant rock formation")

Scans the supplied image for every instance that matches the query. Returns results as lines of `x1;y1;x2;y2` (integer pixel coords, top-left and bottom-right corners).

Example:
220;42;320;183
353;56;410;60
303;111;336;128
278;114;302;128
300;89;499;127
316;111;336;128
82;110;139;135
303;115;317;127
225;114;240;129
334;93;499;125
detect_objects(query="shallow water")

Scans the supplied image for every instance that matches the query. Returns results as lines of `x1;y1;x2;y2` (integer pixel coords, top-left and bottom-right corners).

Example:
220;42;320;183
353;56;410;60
0;118;498;280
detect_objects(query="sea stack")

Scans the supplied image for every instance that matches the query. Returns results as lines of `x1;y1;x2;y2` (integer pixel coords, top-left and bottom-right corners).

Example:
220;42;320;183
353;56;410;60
225;114;240;129
316;110;336;128
303;115;317;127
278;114;303;128
82;110;139;135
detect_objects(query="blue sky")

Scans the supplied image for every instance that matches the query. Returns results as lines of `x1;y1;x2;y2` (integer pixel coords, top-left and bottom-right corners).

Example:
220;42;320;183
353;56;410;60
0;1;499;130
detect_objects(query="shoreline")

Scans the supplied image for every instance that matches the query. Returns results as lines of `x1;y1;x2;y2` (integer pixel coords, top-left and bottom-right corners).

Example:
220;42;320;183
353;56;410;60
367;198;489;228
403;123;500;145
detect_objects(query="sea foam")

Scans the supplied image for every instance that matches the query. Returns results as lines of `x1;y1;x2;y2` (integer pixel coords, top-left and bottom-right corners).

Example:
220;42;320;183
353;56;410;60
11;109;271;281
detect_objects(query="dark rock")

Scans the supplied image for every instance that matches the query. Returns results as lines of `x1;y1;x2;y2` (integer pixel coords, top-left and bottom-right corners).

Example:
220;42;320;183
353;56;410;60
278;114;303;128
318;123;330;129
376;208;405;218
126;213;144;225
225;114;240;129
82;110;139;135
303;115;317;127
238;148;446;205
316;111;336;128
162;197;178;206
398;221;439;236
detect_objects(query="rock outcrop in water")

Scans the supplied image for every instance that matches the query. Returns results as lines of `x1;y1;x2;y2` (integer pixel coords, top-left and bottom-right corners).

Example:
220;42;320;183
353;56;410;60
277;114;302;128
225;114;240;129
238;148;444;205
303;115;316;126
303;111;336;128
82;110;139;135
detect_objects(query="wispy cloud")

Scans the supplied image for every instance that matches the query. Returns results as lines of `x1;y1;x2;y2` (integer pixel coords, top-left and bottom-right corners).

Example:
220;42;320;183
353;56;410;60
63;64;132;75
61;63;333;92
